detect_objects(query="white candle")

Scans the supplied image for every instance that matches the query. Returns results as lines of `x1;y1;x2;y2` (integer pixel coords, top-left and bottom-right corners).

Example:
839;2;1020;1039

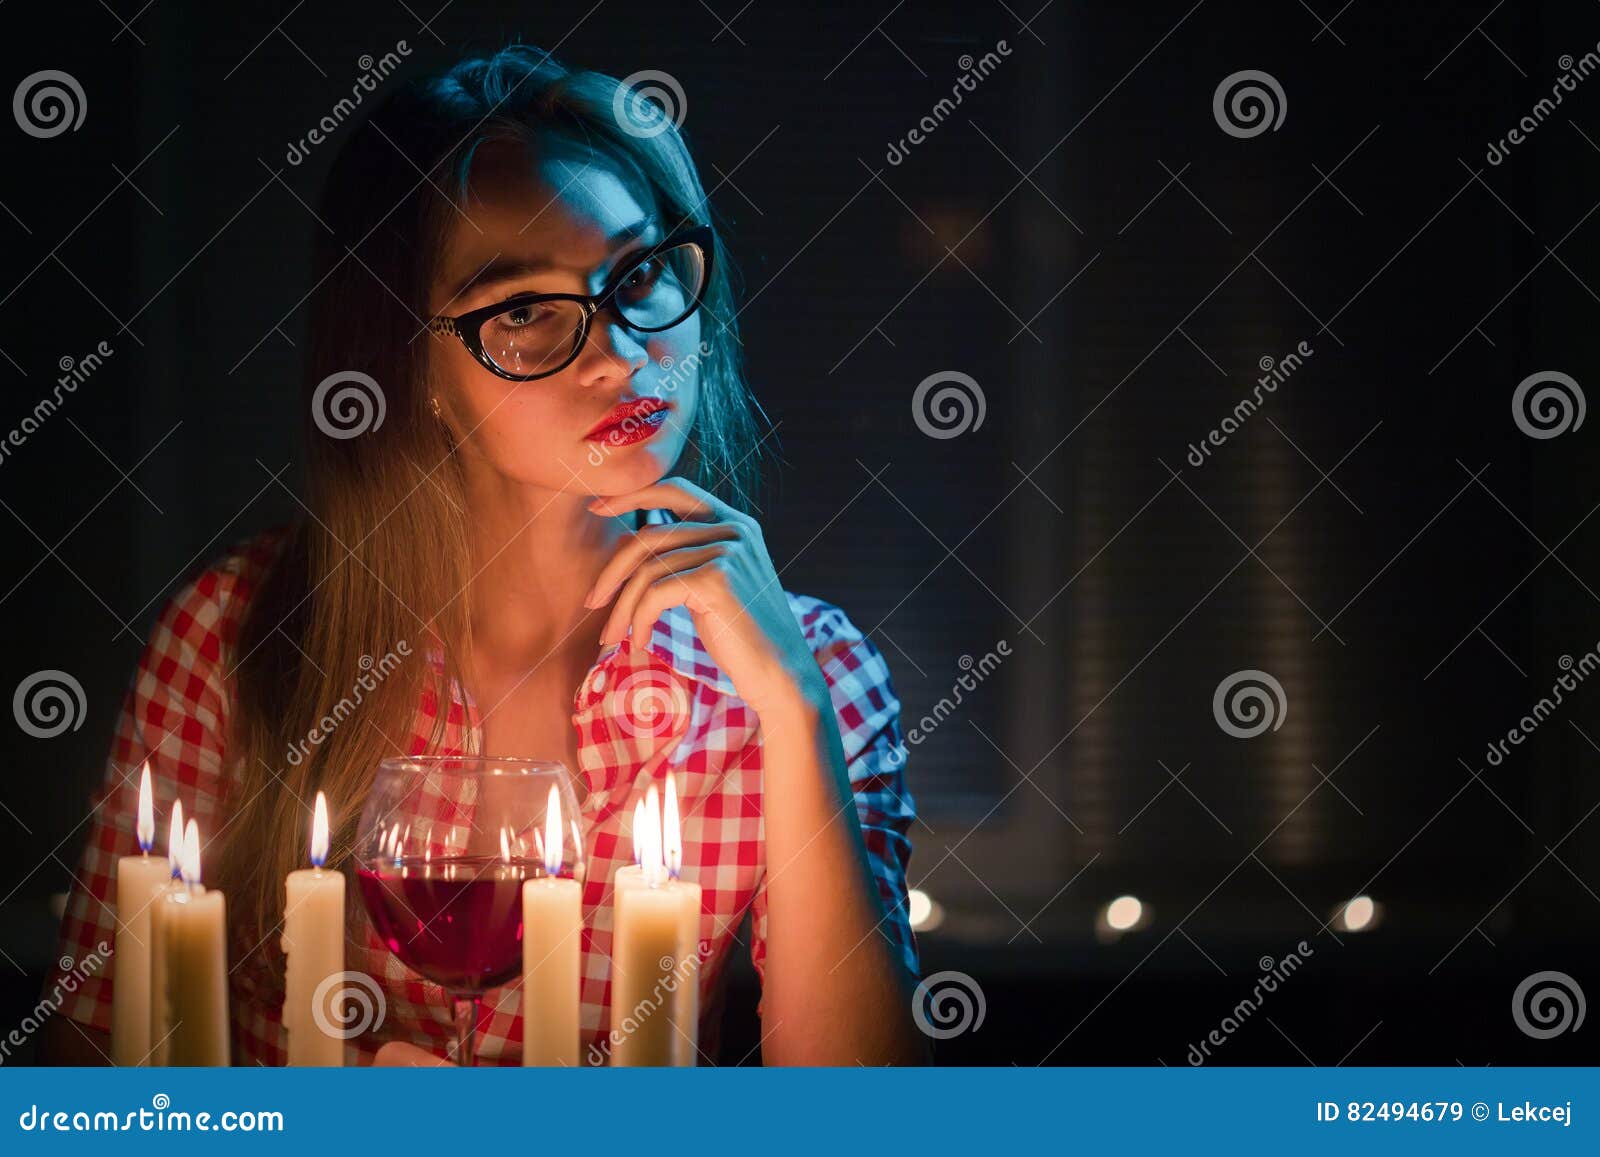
147;800;184;1066
111;762;167;1066
610;779;701;1066
282;791;346;1066
662;774;702;1067
521;784;580;1066
154;819;229;1066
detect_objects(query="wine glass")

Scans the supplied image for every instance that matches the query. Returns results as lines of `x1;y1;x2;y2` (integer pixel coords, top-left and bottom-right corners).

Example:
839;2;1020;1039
354;756;584;1066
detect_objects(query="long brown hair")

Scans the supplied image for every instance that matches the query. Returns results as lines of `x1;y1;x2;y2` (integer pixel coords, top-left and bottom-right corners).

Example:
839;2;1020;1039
219;43;766;974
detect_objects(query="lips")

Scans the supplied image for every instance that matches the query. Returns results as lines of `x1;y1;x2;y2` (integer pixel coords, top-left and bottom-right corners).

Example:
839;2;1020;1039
585;397;672;441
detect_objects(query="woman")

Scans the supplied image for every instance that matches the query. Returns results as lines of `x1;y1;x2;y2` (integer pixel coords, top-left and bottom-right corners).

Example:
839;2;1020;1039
42;42;926;1066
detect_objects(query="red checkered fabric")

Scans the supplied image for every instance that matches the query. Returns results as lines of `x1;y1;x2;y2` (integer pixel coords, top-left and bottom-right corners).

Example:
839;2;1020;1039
48;512;920;1065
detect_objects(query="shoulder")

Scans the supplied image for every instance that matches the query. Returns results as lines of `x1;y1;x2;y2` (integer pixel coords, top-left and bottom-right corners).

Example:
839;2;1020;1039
145;525;294;661
787;591;872;662
783;591;901;746
122;525;293;771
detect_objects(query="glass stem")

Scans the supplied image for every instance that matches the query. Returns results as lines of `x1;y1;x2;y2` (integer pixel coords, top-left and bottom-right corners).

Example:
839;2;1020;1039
451;995;480;1067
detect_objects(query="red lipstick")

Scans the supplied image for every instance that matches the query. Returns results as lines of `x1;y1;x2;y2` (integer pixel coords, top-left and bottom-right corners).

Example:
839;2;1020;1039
585;397;673;445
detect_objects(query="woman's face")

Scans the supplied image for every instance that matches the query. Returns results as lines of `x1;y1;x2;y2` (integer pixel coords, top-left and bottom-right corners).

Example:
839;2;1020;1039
427;135;702;497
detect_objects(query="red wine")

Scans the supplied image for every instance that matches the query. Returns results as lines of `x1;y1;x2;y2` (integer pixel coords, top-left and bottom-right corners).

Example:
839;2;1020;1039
357;856;533;993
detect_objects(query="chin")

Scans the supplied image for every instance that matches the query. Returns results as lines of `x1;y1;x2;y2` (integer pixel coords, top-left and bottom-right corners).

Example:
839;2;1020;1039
574;440;680;494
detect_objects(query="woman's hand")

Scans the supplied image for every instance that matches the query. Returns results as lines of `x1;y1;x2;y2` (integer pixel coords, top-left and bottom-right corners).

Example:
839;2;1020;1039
585;477;926;1065
583;477;825;717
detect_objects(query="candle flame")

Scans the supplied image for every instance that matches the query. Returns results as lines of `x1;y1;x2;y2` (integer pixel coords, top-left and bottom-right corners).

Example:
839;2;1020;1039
499;825;512;863
543;784;563;876
641;783;664;887
310;791;330;868
180;818;202;887
630;798;645;867
166;799;185;879
135;760;155;853
664;773;682;879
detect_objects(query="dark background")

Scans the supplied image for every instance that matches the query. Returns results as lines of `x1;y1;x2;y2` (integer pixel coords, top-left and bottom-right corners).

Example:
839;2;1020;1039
1;0;1597;1065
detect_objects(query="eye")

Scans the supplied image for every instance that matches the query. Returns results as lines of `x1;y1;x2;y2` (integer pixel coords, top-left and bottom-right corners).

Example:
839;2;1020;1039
490;299;561;332
617;258;664;303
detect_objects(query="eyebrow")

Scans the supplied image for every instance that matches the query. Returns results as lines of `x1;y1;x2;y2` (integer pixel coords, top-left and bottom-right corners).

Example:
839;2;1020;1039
444;217;659;305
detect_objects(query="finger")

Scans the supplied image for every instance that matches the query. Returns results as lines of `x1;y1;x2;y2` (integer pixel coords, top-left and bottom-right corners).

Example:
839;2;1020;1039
374;1040;454;1067
601;544;729;644
628;562;731;646
589;476;749;526
586;521;739;608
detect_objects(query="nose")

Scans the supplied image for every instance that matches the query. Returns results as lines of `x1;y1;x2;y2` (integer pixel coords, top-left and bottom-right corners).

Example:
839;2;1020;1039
573;309;648;387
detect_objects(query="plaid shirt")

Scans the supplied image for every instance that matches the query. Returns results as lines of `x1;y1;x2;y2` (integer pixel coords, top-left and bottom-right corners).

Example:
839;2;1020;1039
48;512;920;1065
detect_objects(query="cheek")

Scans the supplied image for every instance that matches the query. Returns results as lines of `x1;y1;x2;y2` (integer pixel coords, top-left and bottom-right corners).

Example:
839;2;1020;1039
647;326;705;461
647;323;704;422
438;348;587;479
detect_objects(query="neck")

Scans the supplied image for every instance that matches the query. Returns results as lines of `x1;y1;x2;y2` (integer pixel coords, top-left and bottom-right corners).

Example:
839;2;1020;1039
463;473;640;676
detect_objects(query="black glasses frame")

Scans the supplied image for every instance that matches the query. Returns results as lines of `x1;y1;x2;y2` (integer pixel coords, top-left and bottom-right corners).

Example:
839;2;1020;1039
426;224;715;382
